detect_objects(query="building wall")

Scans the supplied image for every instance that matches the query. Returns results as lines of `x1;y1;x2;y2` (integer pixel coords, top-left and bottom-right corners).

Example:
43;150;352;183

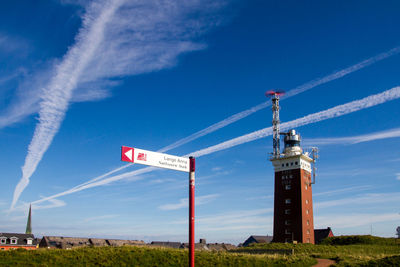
0;245;37;251
273;159;315;244
300;168;314;244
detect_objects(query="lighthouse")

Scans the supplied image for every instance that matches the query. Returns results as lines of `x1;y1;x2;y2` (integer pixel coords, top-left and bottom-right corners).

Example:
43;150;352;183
266;91;317;244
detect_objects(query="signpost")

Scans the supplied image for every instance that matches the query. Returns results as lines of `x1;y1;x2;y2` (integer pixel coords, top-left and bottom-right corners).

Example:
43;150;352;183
121;146;195;267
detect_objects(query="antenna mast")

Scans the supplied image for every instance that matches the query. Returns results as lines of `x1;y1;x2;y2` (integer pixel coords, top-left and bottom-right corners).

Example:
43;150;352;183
266;90;285;159
311;147;319;184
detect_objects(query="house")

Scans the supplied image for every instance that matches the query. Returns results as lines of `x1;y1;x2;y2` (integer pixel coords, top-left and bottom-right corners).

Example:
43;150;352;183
39;236;91;249
206;243;236;251
106;239;145;247
180;239;236;251
39;236;145;249
314;227;334;244
0;233;37;250
89;238;108;247
242;235;273;247
150;241;182;249
0;205;38;250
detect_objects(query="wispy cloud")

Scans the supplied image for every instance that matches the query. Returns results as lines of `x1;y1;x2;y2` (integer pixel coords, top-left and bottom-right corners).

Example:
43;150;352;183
10;0;227;209
315;192;400;209
211;167;223;172
28;86;400;207
10;0;125;210
158;46;400;153
315;213;400;229
10;198;66;213
172;208;272;234
303;127;400;146
0;32;30;54
313;185;372;197
158;194;219;211
396;173;400;180
190;86;400;157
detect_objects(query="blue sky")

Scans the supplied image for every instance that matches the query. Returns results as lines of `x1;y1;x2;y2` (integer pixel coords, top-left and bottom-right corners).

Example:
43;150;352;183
1;0;400;244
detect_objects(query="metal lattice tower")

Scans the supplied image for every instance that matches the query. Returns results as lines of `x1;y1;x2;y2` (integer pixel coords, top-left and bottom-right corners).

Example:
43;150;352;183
271;94;281;158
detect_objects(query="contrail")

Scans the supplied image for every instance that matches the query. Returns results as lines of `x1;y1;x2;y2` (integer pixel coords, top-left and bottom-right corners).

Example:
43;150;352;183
79;46;400;186
190;86;400;157
303;127;400;146
31;86;400;205
159;46;400;153
10;0;125;209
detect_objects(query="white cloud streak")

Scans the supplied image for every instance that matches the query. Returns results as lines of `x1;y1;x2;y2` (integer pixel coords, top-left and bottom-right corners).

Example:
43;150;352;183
10;0;227;209
29;86;400;207
158;46;400;153
315;213;400;229
396;173;400;181
158;194;219;211
11;0;124;210
189;86;400;157
315;192;400;209
313;185;372;197
303;127;400;146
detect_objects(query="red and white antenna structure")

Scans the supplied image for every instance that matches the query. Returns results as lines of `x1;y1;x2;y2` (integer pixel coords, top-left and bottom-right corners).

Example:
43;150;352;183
265;90;285;159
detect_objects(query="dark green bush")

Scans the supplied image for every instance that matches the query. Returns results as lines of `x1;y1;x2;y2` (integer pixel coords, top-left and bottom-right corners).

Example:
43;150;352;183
321;235;397;245
361;255;400;267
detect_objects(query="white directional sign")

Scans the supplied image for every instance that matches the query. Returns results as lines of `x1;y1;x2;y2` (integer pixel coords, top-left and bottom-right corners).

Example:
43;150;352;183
121;146;190;172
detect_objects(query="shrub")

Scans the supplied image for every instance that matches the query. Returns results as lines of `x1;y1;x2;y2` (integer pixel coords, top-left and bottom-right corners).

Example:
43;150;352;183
321;235;397;245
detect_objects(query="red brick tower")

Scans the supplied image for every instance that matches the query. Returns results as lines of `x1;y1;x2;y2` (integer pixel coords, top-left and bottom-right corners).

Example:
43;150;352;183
270;130;315;243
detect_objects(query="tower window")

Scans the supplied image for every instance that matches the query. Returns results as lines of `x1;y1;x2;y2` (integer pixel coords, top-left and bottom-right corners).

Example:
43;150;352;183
285;209;291;214
307;229;310;234
306;209;309;214
285;198;291;204
307;238;310;243
306;199;309;204
289;175;293;178
285;220;291;225
306;220;310;226
285;229;291;234
305;184;308;190
285;184;291;190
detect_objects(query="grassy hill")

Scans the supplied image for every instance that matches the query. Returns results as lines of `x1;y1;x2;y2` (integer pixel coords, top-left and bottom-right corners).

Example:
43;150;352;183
0;236;399;266
232;235;400;266
0;246;315;267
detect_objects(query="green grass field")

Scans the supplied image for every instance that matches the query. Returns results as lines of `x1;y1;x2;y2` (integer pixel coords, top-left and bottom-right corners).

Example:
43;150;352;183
0;236;399;266
232;235;400;266
0;246;316;267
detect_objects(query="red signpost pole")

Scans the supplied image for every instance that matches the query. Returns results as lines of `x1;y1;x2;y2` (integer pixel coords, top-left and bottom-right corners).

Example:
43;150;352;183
189;156;195;267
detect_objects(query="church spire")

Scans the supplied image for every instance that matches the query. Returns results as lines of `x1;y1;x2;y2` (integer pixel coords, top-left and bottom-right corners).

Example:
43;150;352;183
25;204;32;234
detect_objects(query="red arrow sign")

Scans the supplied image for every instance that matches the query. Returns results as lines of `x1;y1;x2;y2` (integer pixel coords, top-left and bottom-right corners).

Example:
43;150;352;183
121;146;134;163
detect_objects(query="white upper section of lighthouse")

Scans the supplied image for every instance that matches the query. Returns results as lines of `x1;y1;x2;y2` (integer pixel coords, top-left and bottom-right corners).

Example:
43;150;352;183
271;155;312;173
270;129;313;173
